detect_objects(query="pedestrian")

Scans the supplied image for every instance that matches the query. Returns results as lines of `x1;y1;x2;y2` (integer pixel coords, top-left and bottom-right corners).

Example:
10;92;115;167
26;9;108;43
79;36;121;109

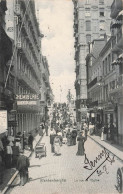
66;128;72;146
28;133;34;151
16;153;30;186
110;123;115;144
71;127;77;145
101;126;104;141
50;130;56;153
89;122;94;135
39;125;44;136
54;135;61;155
104;124;108;140
83;122;88;141
0;138;4;160
76;131;86;156
5;140;13;168
0;155;4;184
45;122;49;136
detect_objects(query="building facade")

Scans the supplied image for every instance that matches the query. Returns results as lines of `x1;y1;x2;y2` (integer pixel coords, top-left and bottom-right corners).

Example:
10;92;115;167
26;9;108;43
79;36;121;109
110;0;123;145
5;0;43;136
40;56;52;122
0;0;14;135
86;0;123;145
73;0;113;122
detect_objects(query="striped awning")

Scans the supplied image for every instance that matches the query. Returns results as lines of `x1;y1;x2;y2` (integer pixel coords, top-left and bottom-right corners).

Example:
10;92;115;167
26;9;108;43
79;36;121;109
111;20;122;28
111;60;117;66
116;10;123;21
111;56;123;66
118;53;123;60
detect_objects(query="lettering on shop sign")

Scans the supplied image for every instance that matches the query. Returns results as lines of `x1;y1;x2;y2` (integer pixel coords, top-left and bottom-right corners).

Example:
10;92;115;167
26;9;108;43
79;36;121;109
83;147;115;180
16;94;40;100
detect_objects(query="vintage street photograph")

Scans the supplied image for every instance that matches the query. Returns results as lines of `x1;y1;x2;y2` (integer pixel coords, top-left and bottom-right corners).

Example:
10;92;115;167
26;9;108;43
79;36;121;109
0;0;123;193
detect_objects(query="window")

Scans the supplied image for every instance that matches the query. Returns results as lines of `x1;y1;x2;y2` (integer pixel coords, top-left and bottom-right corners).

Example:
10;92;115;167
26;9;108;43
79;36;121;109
108;54;111;72
99;20;105;30
99;0;104;5
104;85;108;101
86;20;91;31
85;8;90;17
86;0;90;4
86;34;91;43
105;58;108;75
99;8;104;17
100;34;104;39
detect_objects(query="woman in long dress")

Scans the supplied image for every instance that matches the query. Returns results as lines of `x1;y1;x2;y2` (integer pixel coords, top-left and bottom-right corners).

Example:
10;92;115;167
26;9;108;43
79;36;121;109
54;136;61;155
76;131;86;156
66;129;72;146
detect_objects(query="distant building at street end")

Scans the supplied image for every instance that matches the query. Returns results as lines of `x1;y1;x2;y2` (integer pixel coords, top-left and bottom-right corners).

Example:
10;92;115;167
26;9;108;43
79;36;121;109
72;0;113;122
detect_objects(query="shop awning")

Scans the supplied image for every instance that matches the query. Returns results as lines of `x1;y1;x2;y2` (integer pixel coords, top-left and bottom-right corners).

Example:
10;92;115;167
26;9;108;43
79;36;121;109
118;53;123;60
111;59;122;66
111;20;122;28
116;10;123;21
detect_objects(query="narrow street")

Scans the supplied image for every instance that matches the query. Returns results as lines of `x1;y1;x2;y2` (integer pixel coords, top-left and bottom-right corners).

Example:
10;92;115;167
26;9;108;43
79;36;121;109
7;133;122;194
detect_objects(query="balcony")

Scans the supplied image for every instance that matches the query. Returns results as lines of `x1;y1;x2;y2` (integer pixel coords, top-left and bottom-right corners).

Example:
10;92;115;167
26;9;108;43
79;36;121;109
88;77;97;89
110;0;122;19
17;42;41;81
109;74;123;95
111;27;123;52
22;20;40;63
89;100;98;107
17;71;39;93
117;27;123;49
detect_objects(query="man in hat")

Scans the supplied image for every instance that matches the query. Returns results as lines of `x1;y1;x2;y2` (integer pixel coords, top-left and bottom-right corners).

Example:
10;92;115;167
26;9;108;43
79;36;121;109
16;153;30;186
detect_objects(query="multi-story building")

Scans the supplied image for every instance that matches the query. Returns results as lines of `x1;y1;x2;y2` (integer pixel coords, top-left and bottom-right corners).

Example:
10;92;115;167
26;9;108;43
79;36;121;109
5;0;43;136
40;56;52;122
0;0;14;135
73;0;113;122
86;0;123;145
86;38;106;124
109;0;123;145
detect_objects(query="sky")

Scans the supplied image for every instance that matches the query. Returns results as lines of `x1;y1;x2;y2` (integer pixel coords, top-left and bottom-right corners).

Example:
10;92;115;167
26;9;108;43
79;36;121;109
35;0;75;103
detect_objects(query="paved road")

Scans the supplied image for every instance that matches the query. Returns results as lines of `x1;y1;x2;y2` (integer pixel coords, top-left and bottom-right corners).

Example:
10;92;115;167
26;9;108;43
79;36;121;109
7;134;123;194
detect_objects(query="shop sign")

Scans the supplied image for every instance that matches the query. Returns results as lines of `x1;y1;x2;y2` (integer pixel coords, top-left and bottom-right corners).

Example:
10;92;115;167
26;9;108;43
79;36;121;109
17;101;37;105
16;94;40;100
0;110;7;132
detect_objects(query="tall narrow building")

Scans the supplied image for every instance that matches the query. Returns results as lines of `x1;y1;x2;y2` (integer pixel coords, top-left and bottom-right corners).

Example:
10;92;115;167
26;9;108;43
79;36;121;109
73;0;113;122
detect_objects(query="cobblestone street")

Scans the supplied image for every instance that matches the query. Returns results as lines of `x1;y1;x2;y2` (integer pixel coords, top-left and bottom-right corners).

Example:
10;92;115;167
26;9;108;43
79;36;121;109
7;134;123;194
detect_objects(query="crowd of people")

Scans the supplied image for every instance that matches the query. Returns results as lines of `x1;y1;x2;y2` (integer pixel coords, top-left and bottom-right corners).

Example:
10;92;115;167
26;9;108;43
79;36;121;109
0;103;117;187
47;105;89;157
0;131;35;185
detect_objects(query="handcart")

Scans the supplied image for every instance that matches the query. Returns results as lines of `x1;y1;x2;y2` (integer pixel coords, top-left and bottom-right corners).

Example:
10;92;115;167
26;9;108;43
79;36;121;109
35;143;46;159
